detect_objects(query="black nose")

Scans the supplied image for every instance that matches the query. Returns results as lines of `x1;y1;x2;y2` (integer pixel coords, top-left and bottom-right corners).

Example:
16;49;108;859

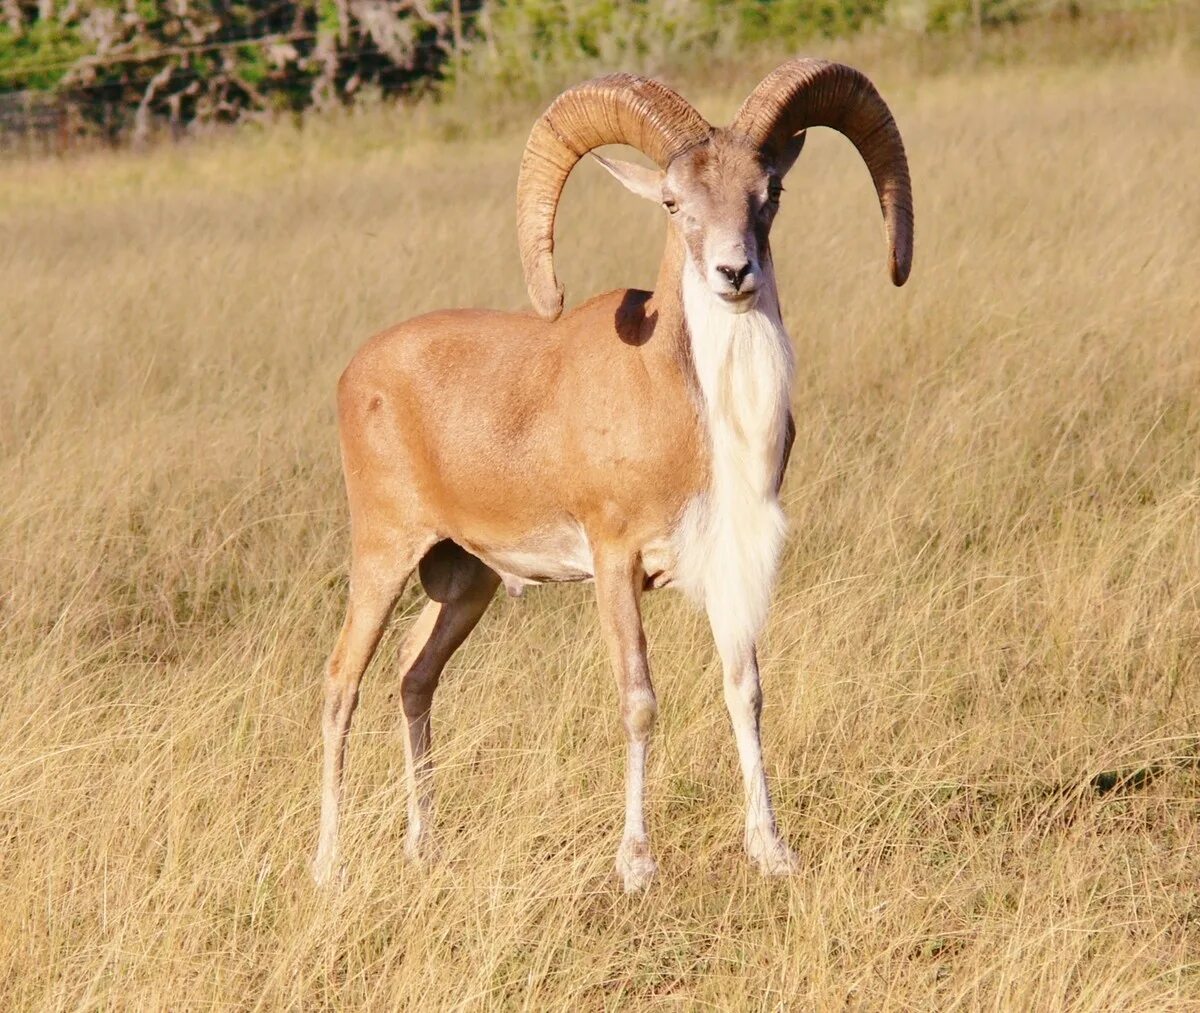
716;262;752;291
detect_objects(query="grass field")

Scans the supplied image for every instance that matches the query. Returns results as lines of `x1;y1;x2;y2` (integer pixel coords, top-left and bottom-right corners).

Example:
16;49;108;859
3;23;1200;1010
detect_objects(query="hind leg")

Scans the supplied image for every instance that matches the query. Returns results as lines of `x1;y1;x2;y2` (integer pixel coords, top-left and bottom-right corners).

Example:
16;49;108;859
401;541;500;863
593;548;658;893
312;544;428;887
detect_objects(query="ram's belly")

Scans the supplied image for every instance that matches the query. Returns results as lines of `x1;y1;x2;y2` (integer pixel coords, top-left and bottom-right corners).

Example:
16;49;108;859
464;523;593;596
462;525;681;597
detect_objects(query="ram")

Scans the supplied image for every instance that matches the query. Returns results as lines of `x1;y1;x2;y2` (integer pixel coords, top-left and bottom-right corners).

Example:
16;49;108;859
312;59;914;892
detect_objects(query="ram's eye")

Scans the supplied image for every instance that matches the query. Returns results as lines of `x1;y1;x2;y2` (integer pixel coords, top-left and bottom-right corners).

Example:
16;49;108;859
663;198;679;215
767;183;783;205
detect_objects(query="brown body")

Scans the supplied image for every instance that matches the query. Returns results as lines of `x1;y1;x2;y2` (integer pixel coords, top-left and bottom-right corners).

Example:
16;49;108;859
337;238;703;591
311;61;913;892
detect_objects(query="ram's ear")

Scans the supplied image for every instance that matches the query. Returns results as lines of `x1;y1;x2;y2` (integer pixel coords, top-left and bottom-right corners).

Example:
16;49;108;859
773;130;807;177
592;153;664;203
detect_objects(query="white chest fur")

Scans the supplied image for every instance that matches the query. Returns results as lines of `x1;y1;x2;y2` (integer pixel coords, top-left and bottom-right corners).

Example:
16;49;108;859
675;260;795;659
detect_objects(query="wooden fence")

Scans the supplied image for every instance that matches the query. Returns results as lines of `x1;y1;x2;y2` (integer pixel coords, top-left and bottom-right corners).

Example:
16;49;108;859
0;91;76;155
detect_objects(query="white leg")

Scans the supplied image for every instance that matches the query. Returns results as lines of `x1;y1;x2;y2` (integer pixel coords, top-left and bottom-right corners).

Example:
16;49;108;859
719;642;797;875
617;685;657;891
594;550;658;893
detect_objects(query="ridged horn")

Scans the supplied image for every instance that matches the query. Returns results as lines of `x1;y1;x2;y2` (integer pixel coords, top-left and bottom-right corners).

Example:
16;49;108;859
517;74;712;319
733;58;914;286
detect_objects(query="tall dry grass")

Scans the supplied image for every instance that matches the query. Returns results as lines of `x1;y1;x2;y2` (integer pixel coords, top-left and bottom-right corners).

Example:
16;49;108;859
2;35;1199;1010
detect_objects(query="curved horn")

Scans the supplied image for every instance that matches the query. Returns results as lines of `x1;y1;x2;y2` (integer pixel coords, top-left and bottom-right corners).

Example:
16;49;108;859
733;59;913;286
517;74;712;319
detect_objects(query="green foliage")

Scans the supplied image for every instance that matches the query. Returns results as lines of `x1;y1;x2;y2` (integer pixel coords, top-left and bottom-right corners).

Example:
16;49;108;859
891;0;1174;32
922;0;1038;32
732;0;889;41
0;0;458;138
318;0;342;38
470;0;722;92
233;45;270;89
0;0;1186;139
0;19;87;90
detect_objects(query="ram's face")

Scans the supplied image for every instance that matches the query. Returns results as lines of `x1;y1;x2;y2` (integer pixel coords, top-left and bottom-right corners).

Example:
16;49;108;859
594;129;805;315
661;135;784;312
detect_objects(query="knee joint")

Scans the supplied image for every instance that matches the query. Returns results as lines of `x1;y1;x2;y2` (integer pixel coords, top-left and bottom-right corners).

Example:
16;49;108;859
322;682;358;729
623;689;658;738
400;670;438;719
725;670;762;719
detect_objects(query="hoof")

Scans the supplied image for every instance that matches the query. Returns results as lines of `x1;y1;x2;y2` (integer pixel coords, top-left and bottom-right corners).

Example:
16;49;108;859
404;828;440;867
616;837;658;893
311;852;344;889
746;832;799;877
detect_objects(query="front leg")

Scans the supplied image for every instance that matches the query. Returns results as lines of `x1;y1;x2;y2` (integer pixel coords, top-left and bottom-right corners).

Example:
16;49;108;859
717;639;798;876
593;548;658;893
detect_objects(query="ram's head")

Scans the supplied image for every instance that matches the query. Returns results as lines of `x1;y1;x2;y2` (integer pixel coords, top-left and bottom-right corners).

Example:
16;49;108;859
517;60;914;320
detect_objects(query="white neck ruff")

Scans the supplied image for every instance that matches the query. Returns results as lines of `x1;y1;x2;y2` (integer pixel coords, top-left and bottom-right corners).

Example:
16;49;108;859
675;259;795;659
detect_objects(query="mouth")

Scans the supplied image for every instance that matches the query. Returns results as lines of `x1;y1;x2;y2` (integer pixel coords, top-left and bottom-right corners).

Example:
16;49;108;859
717;289;758;313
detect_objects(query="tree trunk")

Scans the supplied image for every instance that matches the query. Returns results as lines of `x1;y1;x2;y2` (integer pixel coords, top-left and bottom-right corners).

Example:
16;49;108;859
451;0;463;81
3;0;24;36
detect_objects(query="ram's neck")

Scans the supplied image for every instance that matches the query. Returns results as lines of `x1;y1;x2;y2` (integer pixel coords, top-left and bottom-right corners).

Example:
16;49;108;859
643;229;691;362
682;252;793;485
668;248;795;658
649;231;792;416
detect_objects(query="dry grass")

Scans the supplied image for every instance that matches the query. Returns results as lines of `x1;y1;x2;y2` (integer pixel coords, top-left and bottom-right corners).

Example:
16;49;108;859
3;34;1200;1011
